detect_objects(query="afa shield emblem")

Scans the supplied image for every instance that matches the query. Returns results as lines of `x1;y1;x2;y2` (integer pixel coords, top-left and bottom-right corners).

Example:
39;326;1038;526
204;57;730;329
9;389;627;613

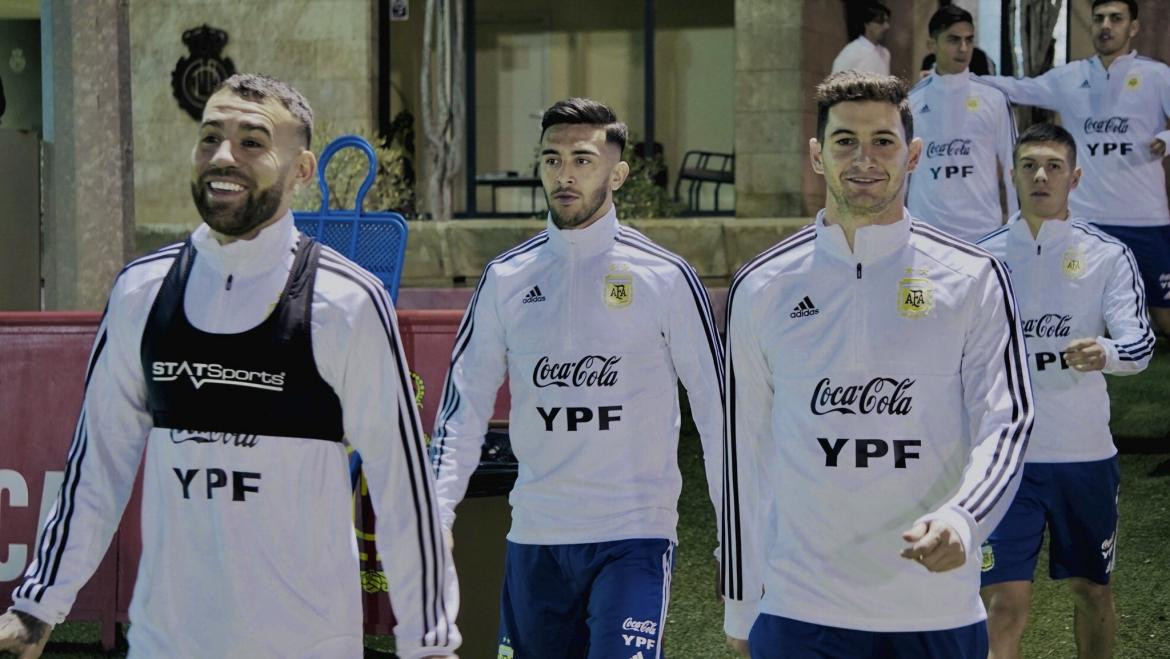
1062;245;1086;279
981;543;995;572
604;272;633;308
897;276;934;319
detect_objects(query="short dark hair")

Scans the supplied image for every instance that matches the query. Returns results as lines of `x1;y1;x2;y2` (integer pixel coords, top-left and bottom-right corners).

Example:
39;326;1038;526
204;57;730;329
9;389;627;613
1091;0;1138;20
540;97;628;153
815;71;914;143
929;6;974;38
863;2;891;24
214;73;314;148
1013;122;1078;168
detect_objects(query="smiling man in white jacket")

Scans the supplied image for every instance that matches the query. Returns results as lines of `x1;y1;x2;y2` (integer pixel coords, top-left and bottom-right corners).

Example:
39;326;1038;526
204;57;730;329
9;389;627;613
721;72;1034;658
0;74;459;659
977;123;1153;659
429;98;724;658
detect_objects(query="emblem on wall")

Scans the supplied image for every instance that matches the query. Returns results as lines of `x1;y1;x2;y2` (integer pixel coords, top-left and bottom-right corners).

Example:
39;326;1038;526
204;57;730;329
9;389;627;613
171;24;236;121
9;48;26;74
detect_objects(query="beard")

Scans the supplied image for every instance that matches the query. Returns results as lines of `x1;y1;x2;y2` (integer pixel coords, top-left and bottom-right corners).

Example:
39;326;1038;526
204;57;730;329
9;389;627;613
547;184;608;230
190;168;286;237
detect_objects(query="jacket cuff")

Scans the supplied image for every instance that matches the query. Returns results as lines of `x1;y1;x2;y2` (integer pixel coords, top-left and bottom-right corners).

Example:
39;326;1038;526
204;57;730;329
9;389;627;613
724;598;759;641
8;600;62;627
1097;336;1120;373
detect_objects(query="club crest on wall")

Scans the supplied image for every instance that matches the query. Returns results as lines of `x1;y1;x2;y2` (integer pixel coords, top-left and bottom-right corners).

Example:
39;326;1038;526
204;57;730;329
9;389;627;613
171;24;236;121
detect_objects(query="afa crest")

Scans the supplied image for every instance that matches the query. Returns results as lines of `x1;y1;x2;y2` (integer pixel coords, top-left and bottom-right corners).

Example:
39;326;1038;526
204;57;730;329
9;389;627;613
1126;75;1141;91
981;543;995;572
897;273;934;319
965;96;980;112
1062;245;1086;280
604;267;633;308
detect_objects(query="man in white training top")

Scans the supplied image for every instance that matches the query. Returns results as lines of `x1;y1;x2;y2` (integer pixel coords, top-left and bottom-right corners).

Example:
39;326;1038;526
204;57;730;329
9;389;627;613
977;122;1153;659
722;71;1033;659
982;0;1170;335
907;5;1017;242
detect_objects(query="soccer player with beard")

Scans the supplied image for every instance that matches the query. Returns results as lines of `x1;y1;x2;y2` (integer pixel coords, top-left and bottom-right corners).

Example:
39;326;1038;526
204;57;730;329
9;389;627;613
430;97;724;657
0;74;459;658
982;0;1170;336
977;123;1153;659
721;72;1033;658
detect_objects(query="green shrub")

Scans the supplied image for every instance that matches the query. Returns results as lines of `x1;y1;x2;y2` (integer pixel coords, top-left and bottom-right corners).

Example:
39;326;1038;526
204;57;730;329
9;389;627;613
292;123;415;216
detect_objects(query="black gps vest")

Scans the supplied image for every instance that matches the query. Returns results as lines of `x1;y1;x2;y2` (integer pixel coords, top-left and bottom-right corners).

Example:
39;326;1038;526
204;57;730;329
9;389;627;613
141;236;345;441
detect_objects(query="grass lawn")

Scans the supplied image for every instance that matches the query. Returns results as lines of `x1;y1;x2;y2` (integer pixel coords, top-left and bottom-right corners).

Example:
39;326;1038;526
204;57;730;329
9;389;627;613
21;343;1170;658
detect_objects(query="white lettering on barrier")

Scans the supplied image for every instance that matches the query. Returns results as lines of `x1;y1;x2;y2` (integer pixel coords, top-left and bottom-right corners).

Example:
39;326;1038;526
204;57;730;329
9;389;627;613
0;470;65;582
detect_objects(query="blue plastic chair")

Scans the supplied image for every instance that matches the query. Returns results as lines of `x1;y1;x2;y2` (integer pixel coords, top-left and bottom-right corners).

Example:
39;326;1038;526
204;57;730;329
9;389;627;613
293;135;409;302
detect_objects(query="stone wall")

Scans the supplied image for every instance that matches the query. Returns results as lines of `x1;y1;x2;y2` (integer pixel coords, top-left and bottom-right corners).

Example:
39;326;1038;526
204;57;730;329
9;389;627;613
129;0;376;226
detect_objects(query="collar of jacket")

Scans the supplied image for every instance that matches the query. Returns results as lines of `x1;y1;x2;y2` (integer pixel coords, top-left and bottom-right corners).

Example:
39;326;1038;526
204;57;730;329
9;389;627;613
1091;49;1136;74
815;207;911;266
191;210;297;279
1005;211;1075;248
545;204;620;258
929;69;971;90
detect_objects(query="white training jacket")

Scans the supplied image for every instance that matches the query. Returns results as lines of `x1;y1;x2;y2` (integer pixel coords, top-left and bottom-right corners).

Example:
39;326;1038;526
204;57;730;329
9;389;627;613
977;216;1154;463
430;206;724;545
907;71;1018;242
984;51;1170;227
722;211;1034;638
10;213;459;659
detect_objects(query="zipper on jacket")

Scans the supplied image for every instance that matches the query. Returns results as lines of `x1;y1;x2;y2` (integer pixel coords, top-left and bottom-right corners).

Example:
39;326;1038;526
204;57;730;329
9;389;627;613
225;274;234;291
856;263;863;279
1036;245;1041;256
564;252;576;348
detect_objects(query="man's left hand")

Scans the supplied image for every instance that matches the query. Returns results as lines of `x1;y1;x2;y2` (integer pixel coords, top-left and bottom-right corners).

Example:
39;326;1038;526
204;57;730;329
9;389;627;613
1064;338;1106;372
900;520;966;572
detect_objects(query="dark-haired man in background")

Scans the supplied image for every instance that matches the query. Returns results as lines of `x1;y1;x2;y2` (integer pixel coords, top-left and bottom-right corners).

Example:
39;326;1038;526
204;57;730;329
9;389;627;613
430;97;725;657
721;71;1033;658
977;123;1153;659
907;5;1017;242
982;0;1170;336
832;2;892;75
0;73;459;658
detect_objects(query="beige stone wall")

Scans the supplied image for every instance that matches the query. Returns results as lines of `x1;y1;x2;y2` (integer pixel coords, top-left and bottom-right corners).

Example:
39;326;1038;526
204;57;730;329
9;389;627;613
130;0;376;226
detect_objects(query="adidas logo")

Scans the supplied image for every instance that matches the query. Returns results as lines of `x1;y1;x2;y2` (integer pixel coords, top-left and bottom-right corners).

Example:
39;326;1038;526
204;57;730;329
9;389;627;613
1080;80;1091;89
790;295;820;318
920;104;931;113
522;286;546;304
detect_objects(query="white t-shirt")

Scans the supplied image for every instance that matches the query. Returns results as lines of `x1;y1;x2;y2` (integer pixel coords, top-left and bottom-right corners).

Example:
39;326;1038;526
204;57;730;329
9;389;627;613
832;36;891;75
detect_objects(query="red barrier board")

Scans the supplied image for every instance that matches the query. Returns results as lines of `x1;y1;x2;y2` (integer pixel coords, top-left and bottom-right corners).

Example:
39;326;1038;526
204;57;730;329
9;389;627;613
0;309;506;649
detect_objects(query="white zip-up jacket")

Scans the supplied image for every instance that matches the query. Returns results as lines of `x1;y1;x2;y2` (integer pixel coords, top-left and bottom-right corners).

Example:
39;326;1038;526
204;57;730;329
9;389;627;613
977;216;1153;463
984;51;1170;227
907;71;1018;242
722;211;1034;637
429;206;724;545
10;213;459;659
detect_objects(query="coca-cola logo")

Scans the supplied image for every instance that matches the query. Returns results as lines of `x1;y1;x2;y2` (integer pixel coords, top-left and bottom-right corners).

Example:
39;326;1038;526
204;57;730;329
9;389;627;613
1022;313;1072;338
622;617;658;635
1083;116;1129;134
926;138;972;158
810;377;914;415
532;355;620;388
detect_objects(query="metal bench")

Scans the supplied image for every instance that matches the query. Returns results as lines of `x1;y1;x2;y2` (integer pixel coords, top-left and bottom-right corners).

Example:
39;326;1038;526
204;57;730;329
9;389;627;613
675;150;735;214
